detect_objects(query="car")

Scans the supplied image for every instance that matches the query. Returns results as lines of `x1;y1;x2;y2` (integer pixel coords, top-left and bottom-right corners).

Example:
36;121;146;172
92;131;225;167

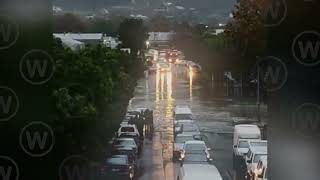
174;106;193;120
111;147;138;171
181;153;213;165
100;155;135;180
245;146;267;173
118;132;142;151
118;124;140;137
180;123;201;136
112;138;138;155
173;134;197;159
177;164;223;180
174;120;195;134
180;141;211;161
246;156;268;180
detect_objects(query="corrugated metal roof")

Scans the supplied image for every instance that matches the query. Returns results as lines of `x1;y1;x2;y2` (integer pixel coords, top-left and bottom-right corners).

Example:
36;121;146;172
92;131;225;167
53;33;103;40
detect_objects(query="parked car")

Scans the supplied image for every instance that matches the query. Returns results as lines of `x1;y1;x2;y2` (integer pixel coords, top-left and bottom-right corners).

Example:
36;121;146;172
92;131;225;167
180;141;211;161
174;105;193;120
174;120;195;135
173;134;197;159
112;138;138;155
245;146;267;173
111;147;138;171
177;164;223;180
118;124;140;137
118;132;142;152
180;123;201;136
100;155;135;180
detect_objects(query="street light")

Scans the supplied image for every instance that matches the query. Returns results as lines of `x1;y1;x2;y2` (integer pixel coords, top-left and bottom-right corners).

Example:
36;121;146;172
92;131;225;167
146;41;150;49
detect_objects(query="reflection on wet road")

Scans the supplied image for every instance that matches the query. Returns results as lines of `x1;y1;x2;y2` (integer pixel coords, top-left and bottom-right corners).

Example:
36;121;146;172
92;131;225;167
131;64;234;180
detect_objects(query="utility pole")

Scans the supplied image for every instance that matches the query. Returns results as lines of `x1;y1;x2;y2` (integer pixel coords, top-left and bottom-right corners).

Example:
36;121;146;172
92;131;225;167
257;65;261;122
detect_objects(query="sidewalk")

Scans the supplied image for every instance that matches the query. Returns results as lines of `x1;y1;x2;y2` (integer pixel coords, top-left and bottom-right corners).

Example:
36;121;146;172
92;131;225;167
138;132;165;180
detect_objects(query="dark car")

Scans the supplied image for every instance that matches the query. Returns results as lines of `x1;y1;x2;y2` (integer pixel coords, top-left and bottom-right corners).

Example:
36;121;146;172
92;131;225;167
111;146;138;170
100;155;134;180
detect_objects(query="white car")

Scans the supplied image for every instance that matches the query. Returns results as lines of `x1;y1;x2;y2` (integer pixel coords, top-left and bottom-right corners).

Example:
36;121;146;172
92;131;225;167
174;120;195;134
118;124;140;137
245;146;267;172
180;123;201;136
180;141;211;161
177;164;223;180
174;106;193;120
173;134;196;159
112;138;138;154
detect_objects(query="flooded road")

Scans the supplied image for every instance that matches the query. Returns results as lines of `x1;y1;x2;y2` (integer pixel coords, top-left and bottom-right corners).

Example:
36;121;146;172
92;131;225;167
130;63;239;180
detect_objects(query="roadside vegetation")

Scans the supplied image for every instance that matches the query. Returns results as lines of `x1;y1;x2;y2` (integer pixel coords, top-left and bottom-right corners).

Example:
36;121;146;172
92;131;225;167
51;16;148;159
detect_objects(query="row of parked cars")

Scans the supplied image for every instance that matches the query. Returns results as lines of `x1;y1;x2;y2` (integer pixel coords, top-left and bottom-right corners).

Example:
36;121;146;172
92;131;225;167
233;124;268;180
102;108;148;180
172;105;223;180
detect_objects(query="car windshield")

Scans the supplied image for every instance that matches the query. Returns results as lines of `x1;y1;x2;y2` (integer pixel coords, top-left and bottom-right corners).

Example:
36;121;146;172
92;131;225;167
238;140;249;148
253;154;267;163
106;157;127;165
175;136;194;143
184;154;208;163
121;127;134;132
185;144;206;152
176;114;192;120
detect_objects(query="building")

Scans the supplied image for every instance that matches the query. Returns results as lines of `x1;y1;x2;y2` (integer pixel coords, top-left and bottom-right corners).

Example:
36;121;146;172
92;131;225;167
53;33;104;45
148;32;175;48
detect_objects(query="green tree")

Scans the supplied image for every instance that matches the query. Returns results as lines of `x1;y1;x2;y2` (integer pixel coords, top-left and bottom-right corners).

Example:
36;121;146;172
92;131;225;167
118;18;149;55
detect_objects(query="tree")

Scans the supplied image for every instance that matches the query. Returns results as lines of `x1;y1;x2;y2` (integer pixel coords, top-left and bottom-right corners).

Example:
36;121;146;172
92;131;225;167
118;18;149;55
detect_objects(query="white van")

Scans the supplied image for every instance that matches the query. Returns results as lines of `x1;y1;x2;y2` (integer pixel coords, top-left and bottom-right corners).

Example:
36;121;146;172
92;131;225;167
174;105;193;120
233;125;261;157
177;164;223;180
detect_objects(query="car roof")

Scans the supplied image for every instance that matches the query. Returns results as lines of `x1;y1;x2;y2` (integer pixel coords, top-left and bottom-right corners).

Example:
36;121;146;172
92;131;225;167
115;138;135;141
175;108;192;114
234;124;260;134
182;164;222;180
184;140;205;145
249;146;267;154
176;120;194;123
176;133;194;137
113;146;134;151
110;155;127;158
